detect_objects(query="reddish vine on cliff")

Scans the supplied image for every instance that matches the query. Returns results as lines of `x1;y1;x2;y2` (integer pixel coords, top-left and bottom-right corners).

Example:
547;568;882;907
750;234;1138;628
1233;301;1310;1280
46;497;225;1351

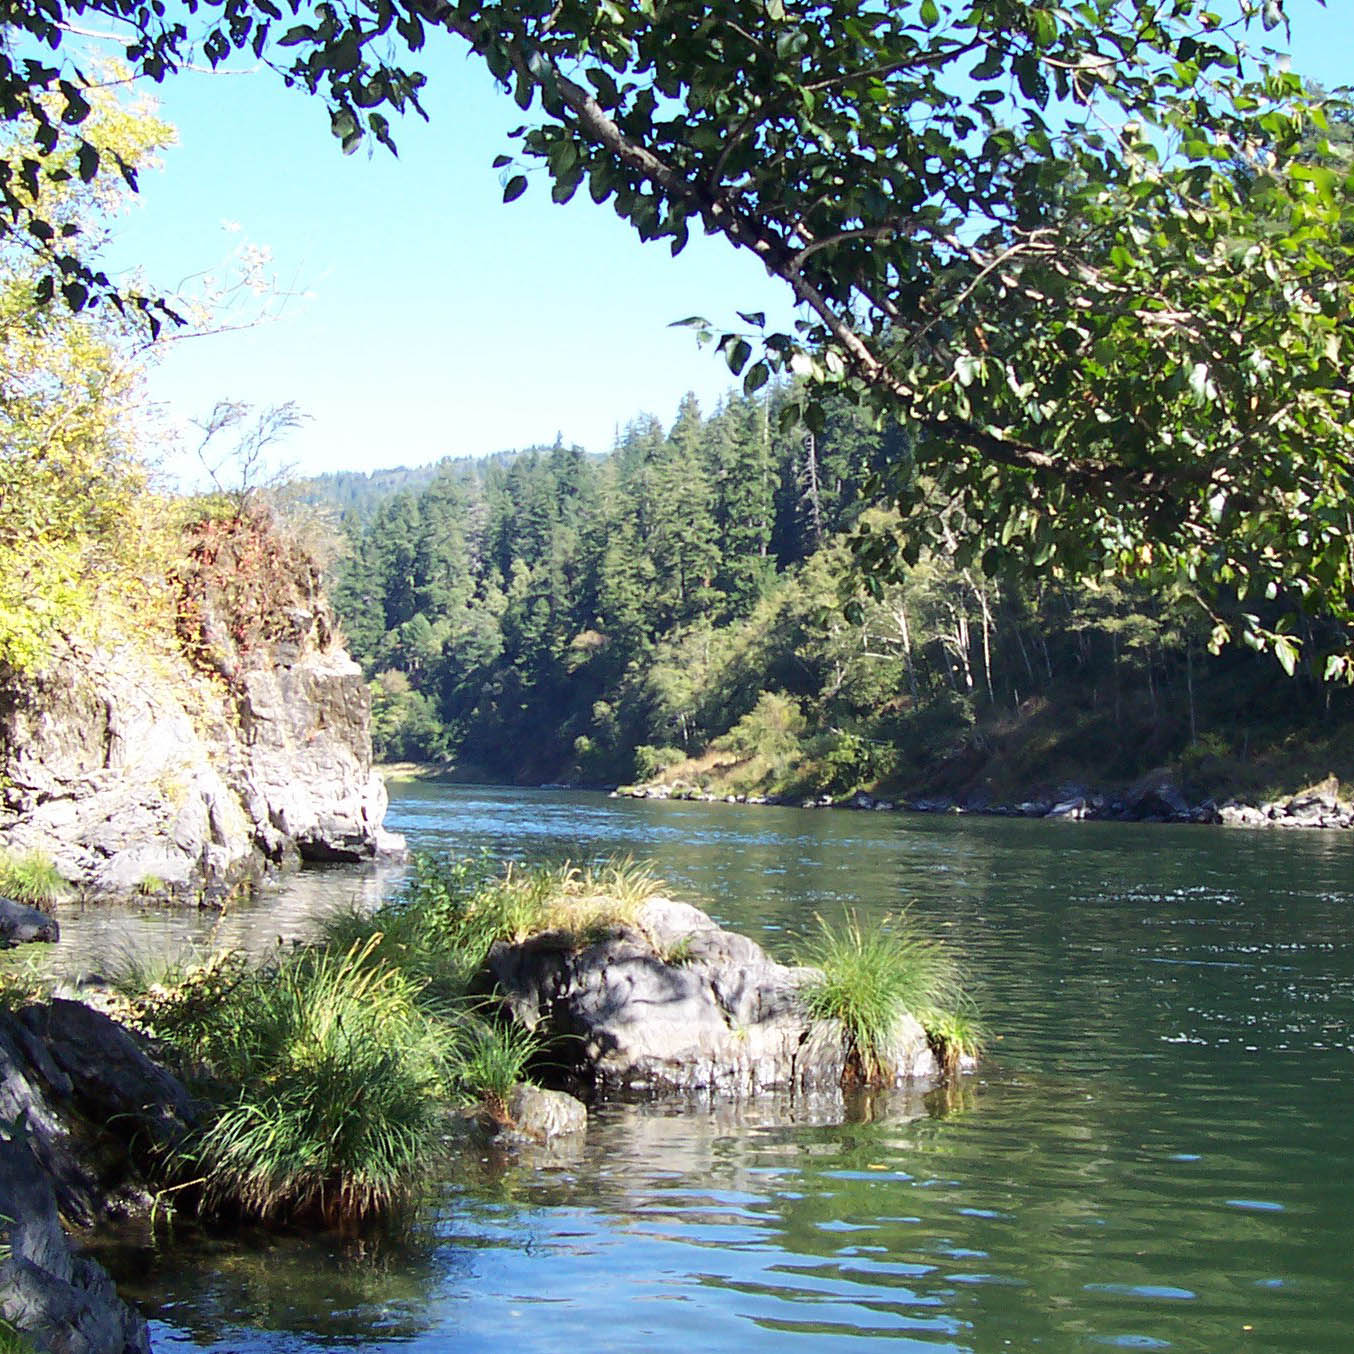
174;501;331;680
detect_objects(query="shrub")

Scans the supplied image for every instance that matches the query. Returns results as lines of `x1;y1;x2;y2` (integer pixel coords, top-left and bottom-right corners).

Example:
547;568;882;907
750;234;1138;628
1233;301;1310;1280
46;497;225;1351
633;744;686;782
800;910;965;1084
715;691;807;770
0;851;64;911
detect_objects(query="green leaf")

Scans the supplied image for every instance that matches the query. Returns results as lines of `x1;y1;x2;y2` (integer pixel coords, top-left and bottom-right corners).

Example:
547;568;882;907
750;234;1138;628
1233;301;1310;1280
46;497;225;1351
743;361;770;394
1274;636;1298;677
502;174;528;203
725;338;753;375
919;0;940;28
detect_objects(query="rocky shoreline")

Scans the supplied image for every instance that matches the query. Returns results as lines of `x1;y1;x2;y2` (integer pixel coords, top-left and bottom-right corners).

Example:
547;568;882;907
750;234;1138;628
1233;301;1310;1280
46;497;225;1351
0;889;959;1353
613;772;1354;831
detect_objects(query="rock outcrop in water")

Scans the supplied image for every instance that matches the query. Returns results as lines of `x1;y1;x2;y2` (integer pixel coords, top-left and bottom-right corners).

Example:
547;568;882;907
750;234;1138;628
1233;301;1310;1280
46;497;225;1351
0;510;403;900
0;897;59;947
484;898;938;1096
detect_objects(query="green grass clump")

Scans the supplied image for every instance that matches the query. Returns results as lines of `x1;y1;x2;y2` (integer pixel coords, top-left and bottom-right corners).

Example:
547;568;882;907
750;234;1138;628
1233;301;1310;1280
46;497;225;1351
0;1321;37;1354
451;1017;539;1124
318;853;666;997
132;937;455;1230
801;910;979;1084
0;954;53;1012
0;850;63;911
917;1003;987;1079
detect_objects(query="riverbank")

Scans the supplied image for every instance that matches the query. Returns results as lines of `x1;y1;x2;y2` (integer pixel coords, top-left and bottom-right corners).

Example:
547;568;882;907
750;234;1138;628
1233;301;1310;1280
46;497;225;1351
612;769;1354;831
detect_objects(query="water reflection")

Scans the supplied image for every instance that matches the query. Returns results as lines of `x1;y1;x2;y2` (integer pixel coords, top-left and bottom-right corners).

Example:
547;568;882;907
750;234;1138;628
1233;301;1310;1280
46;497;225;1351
41;859;409;981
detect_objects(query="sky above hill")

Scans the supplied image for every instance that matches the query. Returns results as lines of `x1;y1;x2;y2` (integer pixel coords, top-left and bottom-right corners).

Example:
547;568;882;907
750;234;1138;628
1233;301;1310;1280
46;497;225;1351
102;1;1351;487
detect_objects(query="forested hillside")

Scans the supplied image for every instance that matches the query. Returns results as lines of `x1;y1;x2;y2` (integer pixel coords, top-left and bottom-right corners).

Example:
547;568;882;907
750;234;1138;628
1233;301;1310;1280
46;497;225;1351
330;388;1352;803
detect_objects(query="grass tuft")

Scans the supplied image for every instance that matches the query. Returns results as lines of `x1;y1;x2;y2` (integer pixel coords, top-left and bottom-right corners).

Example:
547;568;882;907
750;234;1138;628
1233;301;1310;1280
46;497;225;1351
0;1321;36;1354
450;1016;539;1124
0;953;53;1012
0;850;64;911
317;853;666;995
800;910;973;1084
918;1003;987;1079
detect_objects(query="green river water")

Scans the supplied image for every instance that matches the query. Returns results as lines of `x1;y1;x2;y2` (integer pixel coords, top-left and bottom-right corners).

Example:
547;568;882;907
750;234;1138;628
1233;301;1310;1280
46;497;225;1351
66;784;1354;1352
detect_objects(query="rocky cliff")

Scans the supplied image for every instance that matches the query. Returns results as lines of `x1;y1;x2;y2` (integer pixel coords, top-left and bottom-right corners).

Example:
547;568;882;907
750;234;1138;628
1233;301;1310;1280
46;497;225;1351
0;507;402;901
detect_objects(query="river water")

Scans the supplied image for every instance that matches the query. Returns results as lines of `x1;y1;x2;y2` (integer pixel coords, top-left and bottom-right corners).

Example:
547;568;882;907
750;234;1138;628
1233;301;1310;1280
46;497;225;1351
61;784;1354;1353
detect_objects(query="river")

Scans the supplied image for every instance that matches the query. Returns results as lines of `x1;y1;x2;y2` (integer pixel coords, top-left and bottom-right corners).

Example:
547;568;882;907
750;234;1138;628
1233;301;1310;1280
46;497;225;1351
63;784;1354;1352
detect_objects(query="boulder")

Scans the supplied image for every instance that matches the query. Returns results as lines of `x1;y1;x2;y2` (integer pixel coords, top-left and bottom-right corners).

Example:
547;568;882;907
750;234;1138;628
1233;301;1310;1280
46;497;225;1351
1047;797;1087;820
483;898;938;1097
1122;774;1192;822
0;999;198;1353
506;1084;587;1141
0;1001;197;1225
0;1135;150;1354
0;897;58;947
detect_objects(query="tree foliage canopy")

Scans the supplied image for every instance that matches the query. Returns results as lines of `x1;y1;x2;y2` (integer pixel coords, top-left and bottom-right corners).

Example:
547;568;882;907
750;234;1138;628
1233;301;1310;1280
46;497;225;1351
0;81;175;670
3;0;1351;665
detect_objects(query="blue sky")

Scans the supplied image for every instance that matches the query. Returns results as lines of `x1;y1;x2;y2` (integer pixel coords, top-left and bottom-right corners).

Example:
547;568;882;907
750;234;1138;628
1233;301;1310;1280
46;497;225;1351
102;1;1351;486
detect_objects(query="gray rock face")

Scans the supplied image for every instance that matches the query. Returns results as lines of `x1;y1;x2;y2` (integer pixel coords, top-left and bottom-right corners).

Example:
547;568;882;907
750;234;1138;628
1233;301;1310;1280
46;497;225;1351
0;596;403;899
0;897;58;947
485;898;938;1097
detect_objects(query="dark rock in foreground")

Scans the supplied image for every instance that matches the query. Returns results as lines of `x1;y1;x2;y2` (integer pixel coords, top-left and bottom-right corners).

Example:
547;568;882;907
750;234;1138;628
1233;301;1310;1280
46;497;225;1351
0;999;198;1353
485;898;937;1097
0;1135;150;1354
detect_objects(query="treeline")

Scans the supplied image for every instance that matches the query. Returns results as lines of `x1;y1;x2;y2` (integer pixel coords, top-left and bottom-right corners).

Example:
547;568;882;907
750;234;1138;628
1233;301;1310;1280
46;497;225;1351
329;389;1350;800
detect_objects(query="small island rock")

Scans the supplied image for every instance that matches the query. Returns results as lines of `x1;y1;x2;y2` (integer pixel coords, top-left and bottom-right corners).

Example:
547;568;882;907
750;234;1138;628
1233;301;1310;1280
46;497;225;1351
483;897;938;1097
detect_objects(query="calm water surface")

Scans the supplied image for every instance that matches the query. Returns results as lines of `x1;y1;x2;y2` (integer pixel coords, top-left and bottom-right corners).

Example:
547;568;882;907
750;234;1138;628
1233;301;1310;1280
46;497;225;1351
74;784;1354;1352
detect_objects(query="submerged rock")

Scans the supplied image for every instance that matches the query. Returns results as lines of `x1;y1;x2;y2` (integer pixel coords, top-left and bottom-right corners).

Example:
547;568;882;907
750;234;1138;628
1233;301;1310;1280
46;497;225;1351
483;898;938;1097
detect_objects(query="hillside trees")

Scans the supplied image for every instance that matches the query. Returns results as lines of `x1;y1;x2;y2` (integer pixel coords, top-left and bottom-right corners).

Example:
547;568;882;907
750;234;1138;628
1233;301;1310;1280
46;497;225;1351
332;385;1350;794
